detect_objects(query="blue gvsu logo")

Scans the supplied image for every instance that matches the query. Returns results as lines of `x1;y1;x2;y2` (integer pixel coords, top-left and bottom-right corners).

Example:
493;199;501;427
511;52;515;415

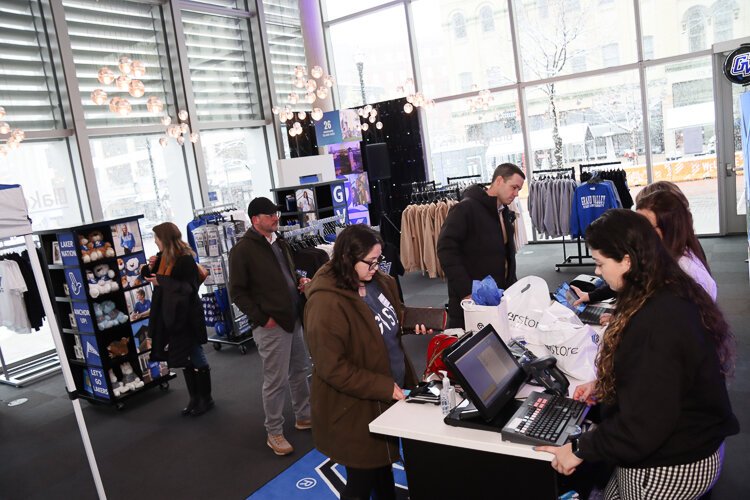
296;477;316;490
723;45;750;85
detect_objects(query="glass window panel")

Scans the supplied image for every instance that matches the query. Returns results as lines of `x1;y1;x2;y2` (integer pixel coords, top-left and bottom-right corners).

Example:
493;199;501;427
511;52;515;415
90;135;194;255
0;0;63;130
199;128;273;209
322;0;392;21
328;6;412;108
513;0;637;81
525;69;645;191
182;10;261;122
645;57;718;234
62;0;172;128
263;0;308;109
412;0;515;99
189;0;247;9
731;83;745;216
639;0;750;60
0;140;83;230
426;90;531;236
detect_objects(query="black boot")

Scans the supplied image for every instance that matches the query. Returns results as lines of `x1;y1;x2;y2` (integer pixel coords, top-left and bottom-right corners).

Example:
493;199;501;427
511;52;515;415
181;368;198;416
191;366;214;416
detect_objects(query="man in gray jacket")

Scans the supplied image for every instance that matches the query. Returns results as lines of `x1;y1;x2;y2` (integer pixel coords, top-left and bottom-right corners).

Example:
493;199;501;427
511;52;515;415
229;197;311;456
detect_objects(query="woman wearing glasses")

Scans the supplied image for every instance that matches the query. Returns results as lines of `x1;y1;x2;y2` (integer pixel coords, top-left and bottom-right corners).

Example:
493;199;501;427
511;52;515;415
304;225;429;500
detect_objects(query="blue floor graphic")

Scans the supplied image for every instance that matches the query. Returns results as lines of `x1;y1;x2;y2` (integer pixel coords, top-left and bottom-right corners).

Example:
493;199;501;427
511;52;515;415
247;449;409;499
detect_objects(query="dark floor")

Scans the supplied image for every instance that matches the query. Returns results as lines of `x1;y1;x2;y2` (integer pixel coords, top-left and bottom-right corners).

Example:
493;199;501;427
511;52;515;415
0;236;748;499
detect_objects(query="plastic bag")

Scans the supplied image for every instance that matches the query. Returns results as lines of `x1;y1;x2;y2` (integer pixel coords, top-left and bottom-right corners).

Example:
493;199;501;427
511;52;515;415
471;275;503;306
462;298;510;341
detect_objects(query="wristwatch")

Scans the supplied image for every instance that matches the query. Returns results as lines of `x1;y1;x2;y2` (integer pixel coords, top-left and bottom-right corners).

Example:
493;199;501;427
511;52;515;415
570;437;584;460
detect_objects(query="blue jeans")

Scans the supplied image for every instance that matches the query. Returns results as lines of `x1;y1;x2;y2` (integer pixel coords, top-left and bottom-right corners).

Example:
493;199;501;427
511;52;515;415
189;344;208;368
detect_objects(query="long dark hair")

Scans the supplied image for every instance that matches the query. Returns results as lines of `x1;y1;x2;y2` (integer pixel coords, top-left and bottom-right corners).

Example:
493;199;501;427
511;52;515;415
586;210;733;403
327;225;383;291
636;189;710;272
153;222;194;275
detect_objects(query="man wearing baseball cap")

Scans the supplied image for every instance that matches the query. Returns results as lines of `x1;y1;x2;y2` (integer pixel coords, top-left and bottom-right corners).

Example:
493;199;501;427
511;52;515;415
229;197;312;456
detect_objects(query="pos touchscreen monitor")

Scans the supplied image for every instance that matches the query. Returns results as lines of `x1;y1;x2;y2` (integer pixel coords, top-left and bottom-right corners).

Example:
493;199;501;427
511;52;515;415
443;325;527;422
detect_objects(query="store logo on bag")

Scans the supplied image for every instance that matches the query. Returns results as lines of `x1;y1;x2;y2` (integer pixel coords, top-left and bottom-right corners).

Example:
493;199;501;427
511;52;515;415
545;345;579;357
507;313;539;329
723;44;750;85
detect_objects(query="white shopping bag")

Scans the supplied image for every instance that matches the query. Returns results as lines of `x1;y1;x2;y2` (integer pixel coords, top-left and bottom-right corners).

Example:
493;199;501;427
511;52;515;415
522;302;599;381
461;298;510;342
504;276;550;338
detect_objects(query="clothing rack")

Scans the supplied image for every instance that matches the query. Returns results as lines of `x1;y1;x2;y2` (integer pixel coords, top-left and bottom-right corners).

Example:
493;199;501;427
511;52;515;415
578;161;622;181
281;214;345;239
530;167;594;271
446;174;482;184
401;180;436;193
193;203;237;218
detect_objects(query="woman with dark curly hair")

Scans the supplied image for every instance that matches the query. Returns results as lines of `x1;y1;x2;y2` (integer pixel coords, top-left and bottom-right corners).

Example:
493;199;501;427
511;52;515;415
304;225;429;500
537;209;738;499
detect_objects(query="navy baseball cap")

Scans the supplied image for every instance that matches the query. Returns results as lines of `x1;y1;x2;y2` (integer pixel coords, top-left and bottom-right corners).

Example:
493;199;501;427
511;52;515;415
247;197;281;217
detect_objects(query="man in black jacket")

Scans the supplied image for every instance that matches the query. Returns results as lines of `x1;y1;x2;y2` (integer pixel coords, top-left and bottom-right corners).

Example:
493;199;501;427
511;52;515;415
437;163;525;328
229;197;312;456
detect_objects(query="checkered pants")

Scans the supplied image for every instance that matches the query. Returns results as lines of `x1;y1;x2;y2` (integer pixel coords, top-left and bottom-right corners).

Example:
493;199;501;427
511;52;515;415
604;443;724;500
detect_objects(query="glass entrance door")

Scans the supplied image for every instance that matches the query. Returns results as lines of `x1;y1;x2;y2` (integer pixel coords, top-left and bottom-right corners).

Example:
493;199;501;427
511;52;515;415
714;49;749;235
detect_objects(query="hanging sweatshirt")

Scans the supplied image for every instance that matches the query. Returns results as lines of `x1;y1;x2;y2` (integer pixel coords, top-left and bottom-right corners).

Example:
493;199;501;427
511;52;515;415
569;182;619;238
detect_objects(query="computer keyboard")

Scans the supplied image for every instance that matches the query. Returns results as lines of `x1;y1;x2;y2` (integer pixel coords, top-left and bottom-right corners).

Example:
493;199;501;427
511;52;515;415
501;392;588;446
579;305;608;325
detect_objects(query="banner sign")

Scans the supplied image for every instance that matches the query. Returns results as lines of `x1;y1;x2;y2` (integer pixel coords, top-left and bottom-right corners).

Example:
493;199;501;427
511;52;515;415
57;232;79;266
314;110;343;146
65;267;86;301
86;367;110;399
723;44;750;85
82;334;102;366
74;304;95;333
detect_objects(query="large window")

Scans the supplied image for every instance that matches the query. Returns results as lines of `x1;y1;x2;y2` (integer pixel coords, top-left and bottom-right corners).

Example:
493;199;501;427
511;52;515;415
89;135;194;243
639;0;749;60
328;6;413;108
513;0;637;81
646;57;718;234
322;0;393;21
182;9;261;122
412;0;515;99
0;140;83;230
0;0;64;130
525;70;645;184
63;0;173;128
263;0;308;109
200;128;273;209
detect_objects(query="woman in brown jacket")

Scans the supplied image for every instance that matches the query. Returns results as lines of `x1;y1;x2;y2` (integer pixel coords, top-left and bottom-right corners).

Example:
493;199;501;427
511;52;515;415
304;225;427;500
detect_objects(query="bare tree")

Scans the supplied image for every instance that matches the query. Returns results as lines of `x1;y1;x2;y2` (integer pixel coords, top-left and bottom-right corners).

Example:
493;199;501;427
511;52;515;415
592;87;643;159
517;0;587;169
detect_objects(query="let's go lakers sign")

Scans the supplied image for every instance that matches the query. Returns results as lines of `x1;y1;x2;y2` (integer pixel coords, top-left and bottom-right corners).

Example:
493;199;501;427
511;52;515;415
723;44;750;86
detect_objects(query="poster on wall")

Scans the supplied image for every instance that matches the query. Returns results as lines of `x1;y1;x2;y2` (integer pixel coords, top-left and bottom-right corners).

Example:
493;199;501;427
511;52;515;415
315;110;343;146
327;141;364;176
339;109;362;143
342;173;371;225
110;221;143;256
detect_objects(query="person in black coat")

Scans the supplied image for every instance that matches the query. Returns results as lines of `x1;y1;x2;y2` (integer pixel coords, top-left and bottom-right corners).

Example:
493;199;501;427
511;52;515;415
145;222;213;416
538;210;738;499
436;163;525;328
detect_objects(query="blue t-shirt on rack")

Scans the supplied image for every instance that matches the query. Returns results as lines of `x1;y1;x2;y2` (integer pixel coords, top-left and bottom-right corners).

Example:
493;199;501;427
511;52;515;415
569;181;619;238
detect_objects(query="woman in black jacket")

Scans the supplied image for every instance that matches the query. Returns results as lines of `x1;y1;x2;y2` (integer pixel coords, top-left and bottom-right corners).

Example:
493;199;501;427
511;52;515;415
538;209;738;499
145;222;213;416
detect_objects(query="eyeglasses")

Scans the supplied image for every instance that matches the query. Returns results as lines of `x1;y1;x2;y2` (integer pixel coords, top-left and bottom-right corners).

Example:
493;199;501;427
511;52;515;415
259;211;281;218
359;255;385;271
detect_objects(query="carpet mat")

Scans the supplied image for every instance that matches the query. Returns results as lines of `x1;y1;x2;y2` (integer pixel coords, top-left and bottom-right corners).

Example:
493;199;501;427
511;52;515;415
247;448;409;499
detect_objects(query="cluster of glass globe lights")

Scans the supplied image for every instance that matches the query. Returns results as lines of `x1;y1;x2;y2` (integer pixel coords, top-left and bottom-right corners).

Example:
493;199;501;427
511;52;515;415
272;65;336;137
0;106;26;156
91;56;197;148
397;77;435;114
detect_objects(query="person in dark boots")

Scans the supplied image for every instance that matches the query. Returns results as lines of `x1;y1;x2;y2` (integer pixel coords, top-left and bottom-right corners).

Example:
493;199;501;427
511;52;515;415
144;222;214;416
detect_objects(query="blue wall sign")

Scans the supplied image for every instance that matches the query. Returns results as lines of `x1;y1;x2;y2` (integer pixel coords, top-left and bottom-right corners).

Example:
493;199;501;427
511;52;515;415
87;367;110;399
82;335;102;366
74;304;95;333
315;110;343;146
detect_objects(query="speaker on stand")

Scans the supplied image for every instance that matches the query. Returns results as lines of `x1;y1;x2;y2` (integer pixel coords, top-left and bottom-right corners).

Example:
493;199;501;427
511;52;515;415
365;143;400;245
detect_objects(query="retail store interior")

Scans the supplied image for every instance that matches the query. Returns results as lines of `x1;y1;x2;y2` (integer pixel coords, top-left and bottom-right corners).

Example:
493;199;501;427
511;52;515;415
1;0;749;499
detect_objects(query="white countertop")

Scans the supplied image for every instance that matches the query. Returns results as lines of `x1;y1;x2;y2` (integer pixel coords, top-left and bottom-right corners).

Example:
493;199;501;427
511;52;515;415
369;399;553;462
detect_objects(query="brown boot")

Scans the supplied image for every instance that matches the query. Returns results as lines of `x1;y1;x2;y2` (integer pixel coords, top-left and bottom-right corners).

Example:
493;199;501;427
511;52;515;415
266;434;293;456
